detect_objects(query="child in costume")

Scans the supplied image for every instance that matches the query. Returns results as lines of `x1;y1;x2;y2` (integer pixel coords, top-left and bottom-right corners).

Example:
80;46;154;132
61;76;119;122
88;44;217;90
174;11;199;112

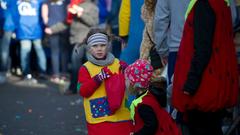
125;59;181;135
172;0;239;135
77;28;132;135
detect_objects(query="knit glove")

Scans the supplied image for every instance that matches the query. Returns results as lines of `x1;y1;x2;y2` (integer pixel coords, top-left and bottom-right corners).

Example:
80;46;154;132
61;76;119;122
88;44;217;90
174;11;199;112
93;67;112;84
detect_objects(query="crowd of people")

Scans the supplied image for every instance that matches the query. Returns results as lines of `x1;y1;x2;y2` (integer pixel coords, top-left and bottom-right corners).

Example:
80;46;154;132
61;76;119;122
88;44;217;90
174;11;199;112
0;0;240;135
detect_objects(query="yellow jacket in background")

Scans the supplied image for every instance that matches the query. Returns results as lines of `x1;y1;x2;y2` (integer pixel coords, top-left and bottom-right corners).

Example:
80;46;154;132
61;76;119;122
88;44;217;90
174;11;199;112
119;0;130;36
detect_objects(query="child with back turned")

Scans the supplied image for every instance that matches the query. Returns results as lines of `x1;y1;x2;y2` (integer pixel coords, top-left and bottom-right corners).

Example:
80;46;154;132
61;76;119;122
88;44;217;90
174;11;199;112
125;59;181;135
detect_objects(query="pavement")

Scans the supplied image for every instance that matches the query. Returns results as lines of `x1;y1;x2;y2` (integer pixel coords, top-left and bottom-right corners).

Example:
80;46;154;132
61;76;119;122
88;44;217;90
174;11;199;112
0;75;87;135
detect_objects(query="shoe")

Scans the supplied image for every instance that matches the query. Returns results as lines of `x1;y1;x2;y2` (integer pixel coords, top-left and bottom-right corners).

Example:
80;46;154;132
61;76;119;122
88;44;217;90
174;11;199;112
60;76;68;81
16;68;22;76
38;74;48;80
23;74;38;84
50;76;61;84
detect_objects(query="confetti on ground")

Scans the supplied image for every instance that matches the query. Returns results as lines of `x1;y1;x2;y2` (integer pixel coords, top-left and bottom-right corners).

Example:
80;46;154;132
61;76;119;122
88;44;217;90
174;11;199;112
70;102;75;106
28;109;32;113
75;128;81;132
75;99;82;104
75;115;79;119
39;115;44;119
20;129;26;132
16;101;24;105
57;107;63;111
15;115;21;120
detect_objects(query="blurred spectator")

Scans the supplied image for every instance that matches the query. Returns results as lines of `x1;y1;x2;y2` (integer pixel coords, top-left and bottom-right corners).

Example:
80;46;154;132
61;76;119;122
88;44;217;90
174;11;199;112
0;0;15;84
97;0;110;29
42;0;70;83
106;0;122;58
139;0;158;60
118;0;145;64
153;1;189;134
154;0;189;84
230;0;239;28
15;0;47;82
139;0;167;84
236;0;240;22
64;0;99;95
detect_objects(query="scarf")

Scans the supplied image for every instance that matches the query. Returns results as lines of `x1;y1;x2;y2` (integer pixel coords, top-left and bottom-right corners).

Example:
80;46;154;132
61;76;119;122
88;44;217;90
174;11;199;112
86;52;115;66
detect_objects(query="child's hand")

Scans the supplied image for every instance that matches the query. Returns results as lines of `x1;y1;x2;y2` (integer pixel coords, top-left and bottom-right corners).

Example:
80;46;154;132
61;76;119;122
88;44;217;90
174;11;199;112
161;56;168;66
119;61;128;71
102;67;113;79
94;67;112;83
183;91;190;95
130;132;134;135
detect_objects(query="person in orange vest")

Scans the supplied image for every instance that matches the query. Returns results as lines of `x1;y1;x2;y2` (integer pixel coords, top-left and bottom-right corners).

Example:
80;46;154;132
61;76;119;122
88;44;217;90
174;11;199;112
77;28;132;135
125;59;181;135
172;0;239;135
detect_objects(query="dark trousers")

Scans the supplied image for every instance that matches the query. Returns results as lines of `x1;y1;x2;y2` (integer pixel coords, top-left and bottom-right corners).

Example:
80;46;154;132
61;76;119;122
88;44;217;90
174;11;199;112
111;28;121;58
0;31;12;71
167;51;177;84
49;33;69;76
187;110;224;135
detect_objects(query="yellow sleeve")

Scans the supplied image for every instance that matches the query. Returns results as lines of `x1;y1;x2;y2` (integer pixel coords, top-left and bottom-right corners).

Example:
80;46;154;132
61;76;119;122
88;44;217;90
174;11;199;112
118;0;130;36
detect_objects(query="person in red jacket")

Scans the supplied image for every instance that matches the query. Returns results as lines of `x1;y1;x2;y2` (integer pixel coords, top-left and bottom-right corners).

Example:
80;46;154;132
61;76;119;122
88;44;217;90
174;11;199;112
172;0;239;135
125;59;181;135
77;28;132;135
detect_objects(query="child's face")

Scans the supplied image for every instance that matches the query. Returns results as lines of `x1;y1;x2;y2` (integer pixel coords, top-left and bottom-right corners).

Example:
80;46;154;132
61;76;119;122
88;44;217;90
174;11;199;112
89;44;108;59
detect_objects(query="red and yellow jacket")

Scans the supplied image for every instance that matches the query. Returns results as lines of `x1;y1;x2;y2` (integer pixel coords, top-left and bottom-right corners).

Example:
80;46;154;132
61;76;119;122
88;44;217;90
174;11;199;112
78;59;131;124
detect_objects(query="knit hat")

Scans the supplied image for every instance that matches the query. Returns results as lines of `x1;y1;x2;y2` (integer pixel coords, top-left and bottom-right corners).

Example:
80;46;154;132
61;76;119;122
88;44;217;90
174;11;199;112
125;59;153;89
87;33;108;47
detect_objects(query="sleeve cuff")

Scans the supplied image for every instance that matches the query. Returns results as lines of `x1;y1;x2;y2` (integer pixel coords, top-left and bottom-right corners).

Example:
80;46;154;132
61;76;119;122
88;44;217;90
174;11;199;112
183;78;201;95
